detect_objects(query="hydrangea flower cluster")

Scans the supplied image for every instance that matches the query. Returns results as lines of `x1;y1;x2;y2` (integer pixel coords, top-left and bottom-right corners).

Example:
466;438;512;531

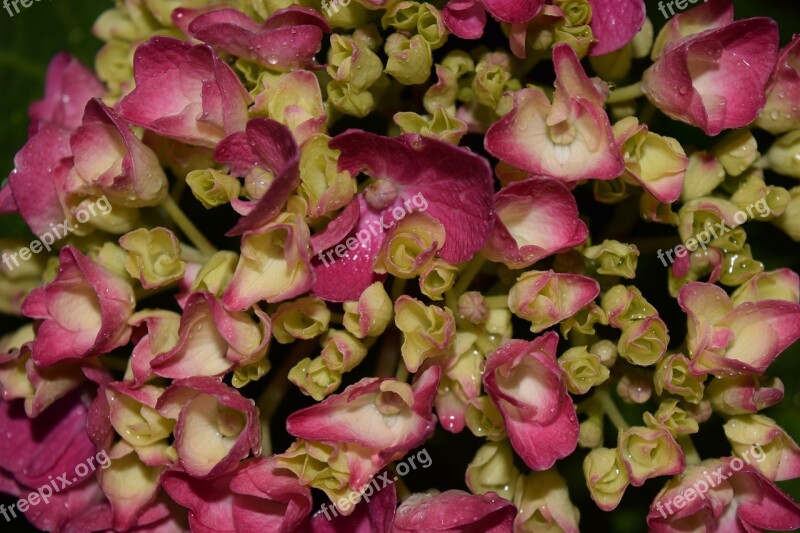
1;0;800;531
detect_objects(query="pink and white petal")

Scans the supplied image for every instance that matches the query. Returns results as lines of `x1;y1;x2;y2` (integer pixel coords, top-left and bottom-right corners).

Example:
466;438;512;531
587;0;646;56
442;0;486;39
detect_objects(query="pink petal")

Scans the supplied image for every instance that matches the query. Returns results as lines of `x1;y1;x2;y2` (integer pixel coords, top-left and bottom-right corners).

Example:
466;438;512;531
587;0;646;56
483;177;588;269
482;0;543;24
442;0;487;39
392;490;516;532
28;52;105;135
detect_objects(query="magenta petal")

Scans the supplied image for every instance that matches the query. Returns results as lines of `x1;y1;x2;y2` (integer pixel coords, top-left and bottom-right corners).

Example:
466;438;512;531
8;123;71;235
305;482;395;533
587;0;646;56
286;366;440;455
189;7;328;71
392;490;516;533
483;333;579;471
0;184;17;214
330;131;494;264
28;52;105;135
442;0;487;39
162;469;237;532
312;198;388;302
229;457;313;532
216;119;301;235
482;0;543;24
643;18;780;136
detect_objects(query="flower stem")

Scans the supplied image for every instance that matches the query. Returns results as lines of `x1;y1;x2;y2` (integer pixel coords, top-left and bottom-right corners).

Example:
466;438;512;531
390;277;407;302
607;82;644;104
395;360;409;383
453;255;486;295
597;388;630;433
161;196;217;257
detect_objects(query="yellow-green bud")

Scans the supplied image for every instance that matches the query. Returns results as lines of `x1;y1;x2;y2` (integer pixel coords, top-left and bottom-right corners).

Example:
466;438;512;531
271;296;331;344
119;227;185;289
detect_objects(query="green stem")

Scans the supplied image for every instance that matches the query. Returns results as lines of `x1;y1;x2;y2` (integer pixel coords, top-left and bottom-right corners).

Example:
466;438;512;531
607;82;644;104
161;196;217;257
453;255;486;295
390;277;407;302
597;388;630;433
395;360;409;383
484;295;509;309
444;289;459;316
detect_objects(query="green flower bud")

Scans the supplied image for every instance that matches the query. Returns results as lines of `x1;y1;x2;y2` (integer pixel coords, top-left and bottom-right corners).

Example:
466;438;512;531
272;296;331;344
466;396;506;441
394;296;454;372
590;46;633;82
393;107;467;144
298;134;355;218
583;240;639;279
328;34;383;91
327;80;376;117
555;0;591;26
119;227;185;289
424;65;459;115
601;285;657;329
617;316;668;366
343;282;393;338
730;169;789;220
513;469;581;532
190;251;238;297
472;53;514;109
374;212;445;279
232;356;271;388
419;259;459;300
766;129;800;178
723;414;798;481
583;448;629;511
416;3;447;49
384;33;433;85
719;244;764;287
466;440;520;501
554;24;595;59
381;1;419;32
618;425;684;486
773;186;800;241
186;168;241;208
89;241;131;281
559;346;610;395
590;339;618;368
712;129;760;177
288;356;342;400
320;329;367;373
654;353;705;404
644;399;699;437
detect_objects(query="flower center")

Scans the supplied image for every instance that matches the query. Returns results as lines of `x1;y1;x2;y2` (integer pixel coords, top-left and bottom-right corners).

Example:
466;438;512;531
364;179;399;210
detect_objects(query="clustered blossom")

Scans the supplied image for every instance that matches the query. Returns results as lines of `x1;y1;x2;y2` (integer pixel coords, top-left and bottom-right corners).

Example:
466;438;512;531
1;0;800;531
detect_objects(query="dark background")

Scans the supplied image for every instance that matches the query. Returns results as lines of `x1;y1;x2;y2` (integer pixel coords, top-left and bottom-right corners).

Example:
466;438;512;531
0;1;799;532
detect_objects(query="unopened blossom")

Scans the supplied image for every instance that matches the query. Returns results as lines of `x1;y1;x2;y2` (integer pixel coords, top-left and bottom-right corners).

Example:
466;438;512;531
508;270;600;333
513;468;581;532
583;447;629;511
618;425;685;486
466;440;520;500
756;35;800;134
